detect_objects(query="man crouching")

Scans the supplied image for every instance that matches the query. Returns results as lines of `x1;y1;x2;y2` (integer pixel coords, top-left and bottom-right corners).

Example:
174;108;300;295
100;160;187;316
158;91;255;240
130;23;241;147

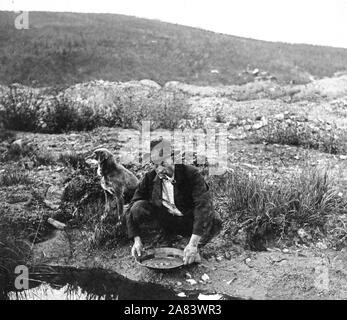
125;138;222;265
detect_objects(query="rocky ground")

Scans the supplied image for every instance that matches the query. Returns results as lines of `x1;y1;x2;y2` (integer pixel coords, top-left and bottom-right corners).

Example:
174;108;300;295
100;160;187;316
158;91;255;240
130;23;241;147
1;75;347;299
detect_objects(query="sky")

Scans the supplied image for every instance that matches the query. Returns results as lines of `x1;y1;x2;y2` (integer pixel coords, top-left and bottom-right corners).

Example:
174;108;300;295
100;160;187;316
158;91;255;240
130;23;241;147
1;0;347;48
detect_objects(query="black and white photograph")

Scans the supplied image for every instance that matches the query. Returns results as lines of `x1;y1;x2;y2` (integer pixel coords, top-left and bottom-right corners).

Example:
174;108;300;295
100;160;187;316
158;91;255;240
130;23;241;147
1;0;347;304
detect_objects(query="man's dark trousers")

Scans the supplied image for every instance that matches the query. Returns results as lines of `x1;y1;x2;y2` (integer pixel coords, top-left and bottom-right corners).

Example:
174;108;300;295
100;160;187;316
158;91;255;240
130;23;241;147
126;199;221;246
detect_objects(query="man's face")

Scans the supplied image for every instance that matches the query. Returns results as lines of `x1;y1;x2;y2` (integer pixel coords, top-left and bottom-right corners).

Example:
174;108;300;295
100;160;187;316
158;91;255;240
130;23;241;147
153;158;174;178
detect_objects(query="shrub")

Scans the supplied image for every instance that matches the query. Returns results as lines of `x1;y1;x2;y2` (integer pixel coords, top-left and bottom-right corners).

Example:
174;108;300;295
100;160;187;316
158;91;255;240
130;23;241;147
0;87;44;131
0;85;191;133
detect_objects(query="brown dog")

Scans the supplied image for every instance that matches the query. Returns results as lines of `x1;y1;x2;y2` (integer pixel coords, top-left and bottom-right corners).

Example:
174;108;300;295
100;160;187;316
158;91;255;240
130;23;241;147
88;148;139;222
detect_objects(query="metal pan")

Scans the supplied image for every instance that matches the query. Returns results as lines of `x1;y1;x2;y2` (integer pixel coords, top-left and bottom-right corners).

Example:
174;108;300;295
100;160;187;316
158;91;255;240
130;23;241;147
136;247;184;270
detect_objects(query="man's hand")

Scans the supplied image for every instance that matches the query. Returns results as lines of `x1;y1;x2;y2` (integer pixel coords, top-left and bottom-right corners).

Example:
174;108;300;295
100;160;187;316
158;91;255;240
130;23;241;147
183;234;202;265
131;236;143;258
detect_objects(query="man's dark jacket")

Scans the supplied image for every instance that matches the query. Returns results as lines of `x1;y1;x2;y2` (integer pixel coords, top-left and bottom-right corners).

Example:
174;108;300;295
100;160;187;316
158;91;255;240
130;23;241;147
126;164;215;236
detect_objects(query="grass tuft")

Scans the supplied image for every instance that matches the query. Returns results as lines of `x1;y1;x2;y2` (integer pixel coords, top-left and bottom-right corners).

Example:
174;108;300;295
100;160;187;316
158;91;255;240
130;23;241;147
209;167;347;250
251;119;347;155
0;170;33;187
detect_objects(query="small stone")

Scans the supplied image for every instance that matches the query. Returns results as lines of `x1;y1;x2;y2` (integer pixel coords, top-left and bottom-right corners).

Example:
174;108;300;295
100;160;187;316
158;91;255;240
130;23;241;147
274;113;285;121
339;155;347;160
201;273;210;282
216;256;223;262
224;252;231;260
185;272;192;279
176;282;182;286
298;228;310;240
186;279;197;285
227;278;237;285
316;242;328;250
177;292;186;297
198;293;223;300
252;122;264;130
282;248;289;253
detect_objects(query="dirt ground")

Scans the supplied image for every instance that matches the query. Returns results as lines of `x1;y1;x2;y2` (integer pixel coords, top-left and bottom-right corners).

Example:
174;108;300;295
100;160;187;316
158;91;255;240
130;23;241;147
31;228;347;300
2;76;347;300
11;128;346;300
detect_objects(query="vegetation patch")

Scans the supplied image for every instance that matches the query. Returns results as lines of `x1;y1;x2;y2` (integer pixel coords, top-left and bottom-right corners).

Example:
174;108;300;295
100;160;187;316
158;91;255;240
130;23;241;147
0;171;33;187
0;86;190;133
209;167;347;250
251;118;347;155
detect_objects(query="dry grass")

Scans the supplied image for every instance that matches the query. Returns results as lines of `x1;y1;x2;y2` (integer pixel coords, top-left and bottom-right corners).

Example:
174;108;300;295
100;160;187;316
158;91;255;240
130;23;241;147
0;170;33;187
209;167;347;249
251;119;347;155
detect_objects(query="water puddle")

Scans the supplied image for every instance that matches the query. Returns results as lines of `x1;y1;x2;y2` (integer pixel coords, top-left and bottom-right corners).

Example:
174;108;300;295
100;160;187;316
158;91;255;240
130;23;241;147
5;266;240;300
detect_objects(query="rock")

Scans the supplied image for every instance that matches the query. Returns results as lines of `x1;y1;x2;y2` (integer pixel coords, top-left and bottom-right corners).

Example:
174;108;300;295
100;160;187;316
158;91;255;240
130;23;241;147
177;292;186;297
44;200;60;210
282;248;289;253
252;122;264;130
251;68;260;76
339;155;347;160
198;293;223;300
274;113;285;121
45;185;64;210
298;228;311;240
11;139;23;150
201;274;210;282
139;79;161;90
224;252;231;260
216;256;223;262
316;242;328;250
47;218;66;230
176;282;182;286
186;279;197;285
227;278;237;285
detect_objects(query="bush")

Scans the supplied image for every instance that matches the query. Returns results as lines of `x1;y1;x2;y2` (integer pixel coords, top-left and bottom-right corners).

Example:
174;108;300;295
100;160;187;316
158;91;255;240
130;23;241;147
0;85;191;133
101;89;190;130
0;86;44;131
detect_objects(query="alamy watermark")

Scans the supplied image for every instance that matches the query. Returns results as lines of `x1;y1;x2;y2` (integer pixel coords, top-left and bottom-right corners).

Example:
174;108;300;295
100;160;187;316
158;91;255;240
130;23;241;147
14;265;29;290
14;11;29;30
116;120;228;176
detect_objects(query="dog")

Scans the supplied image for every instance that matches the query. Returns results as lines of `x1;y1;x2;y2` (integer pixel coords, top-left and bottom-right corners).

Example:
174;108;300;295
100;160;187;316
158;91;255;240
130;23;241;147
87;148;139;222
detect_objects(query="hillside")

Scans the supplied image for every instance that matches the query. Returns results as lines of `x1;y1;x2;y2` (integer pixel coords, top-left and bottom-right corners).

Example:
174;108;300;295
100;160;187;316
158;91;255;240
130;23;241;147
1;11;347;87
